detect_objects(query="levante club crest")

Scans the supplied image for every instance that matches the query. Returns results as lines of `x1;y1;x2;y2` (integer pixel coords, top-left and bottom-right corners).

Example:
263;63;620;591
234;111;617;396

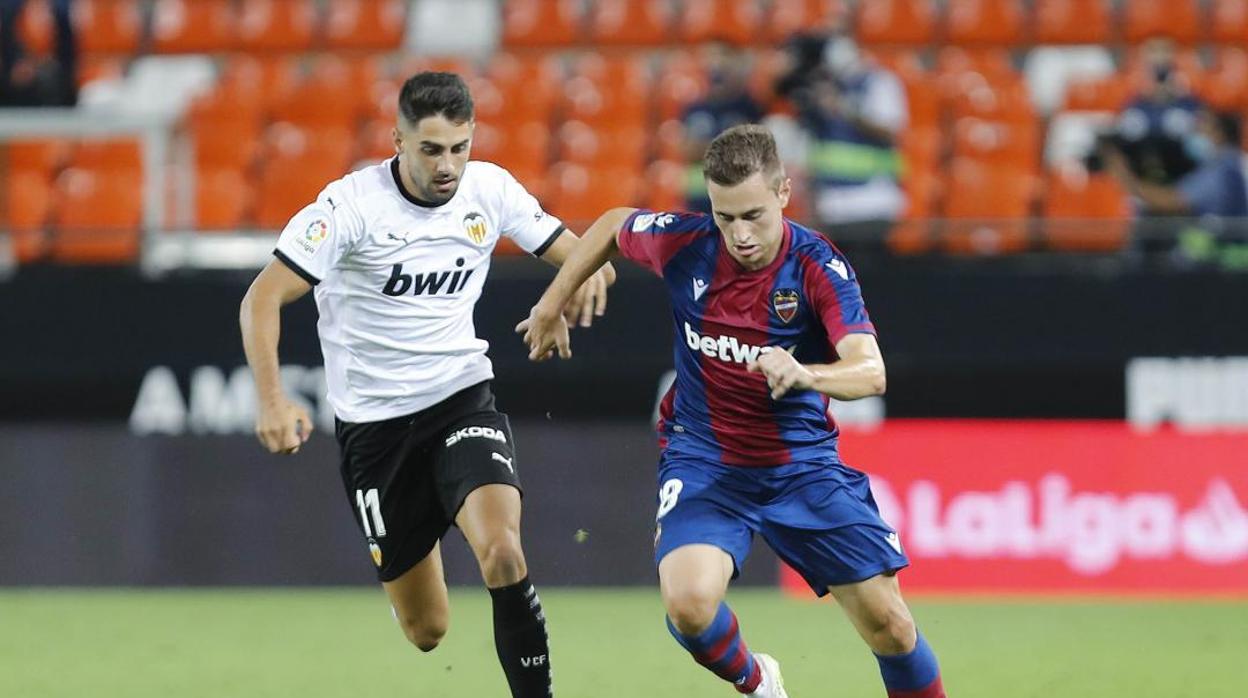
773;289;799;324
463;212;488;245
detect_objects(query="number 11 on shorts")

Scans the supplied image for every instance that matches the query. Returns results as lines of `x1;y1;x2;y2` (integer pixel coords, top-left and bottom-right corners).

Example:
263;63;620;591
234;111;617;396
355;488;387;538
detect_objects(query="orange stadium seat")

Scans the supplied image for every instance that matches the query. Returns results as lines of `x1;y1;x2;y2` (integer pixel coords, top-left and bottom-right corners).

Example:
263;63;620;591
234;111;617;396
194;169;253;232
18;0;139;56
1122;0;1203;45
948;80;1035;125
556;121;649;171
485;52;562;124
269;74;364;129
903;79;942;129
899;125;942;176
767;0;846;42
253;124;354;229
1033;0;1113;45
951;117;1039;170
942;159;1034;255
1194;48;1248;111
324;0;406;50
4;170;54;235
887;170;942;255
1211;0;1248;44
643;160;689;212
150;0;236;53
472;120;552;174
357;118;397;162
545;162;642;225
562;76;650;127
748;48;790;106
71;139;141;173
237;0;320;53
856;0;936;46
655;51;709;122
654;118;689;162
936;47;1018;88
679;0;764;46
1062;74;1131;112
589;0;676;46
1042;166;1130;252
76;0;143;54
502;0;583;47
51;167;142;263
4;139;72;178
945;0;1026;47
866;49;927;85
191;120;260;172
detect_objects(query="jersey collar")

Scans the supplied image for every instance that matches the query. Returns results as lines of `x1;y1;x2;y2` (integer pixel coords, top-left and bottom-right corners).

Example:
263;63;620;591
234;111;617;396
390;157;456;209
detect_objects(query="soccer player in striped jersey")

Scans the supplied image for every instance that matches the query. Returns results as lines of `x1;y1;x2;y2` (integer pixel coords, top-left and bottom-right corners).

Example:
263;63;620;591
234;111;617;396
518;125;947;698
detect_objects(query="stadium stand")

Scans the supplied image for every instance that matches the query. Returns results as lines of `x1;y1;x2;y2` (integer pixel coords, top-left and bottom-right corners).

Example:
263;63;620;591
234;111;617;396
4;0;1248;266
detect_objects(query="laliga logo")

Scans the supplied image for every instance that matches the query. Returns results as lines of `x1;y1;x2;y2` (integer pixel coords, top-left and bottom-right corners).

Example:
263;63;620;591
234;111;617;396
869;475;1248;575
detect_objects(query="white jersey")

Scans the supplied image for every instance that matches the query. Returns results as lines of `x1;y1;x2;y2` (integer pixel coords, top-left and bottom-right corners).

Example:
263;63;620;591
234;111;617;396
274;158;564;423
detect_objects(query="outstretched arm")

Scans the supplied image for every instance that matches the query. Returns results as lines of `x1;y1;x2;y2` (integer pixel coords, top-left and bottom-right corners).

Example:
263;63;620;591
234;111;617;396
516;207;636;360
537;229;618;328
240;260;316;453
748;333;886;401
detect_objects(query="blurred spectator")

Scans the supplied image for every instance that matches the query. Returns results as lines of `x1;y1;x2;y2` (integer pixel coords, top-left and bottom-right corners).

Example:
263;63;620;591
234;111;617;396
1104;109;1248;266
0;0;78;107
681;42;764;213
776;27;907;246
1105;110;1246;218
1111;38;1205;188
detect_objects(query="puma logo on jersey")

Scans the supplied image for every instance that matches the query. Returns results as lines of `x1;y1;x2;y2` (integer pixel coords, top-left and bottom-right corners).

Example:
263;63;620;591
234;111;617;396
445;425;508;447
683;322;784;365
382;263;474;296
692;278;708;300
826;258;849;280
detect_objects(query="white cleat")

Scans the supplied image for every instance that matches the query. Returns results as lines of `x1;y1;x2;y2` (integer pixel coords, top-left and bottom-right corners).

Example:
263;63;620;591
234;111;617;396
745;653;789;698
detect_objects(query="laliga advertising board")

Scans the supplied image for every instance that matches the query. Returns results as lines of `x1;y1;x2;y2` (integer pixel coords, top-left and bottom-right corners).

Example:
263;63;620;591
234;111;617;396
782;421;1248;596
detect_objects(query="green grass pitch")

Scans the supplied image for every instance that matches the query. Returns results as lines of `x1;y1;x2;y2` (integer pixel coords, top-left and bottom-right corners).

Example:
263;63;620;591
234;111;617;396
2;588;1245;697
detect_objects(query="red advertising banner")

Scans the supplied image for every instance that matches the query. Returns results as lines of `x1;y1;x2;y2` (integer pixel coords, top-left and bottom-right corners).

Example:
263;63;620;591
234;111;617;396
781;420;1248;596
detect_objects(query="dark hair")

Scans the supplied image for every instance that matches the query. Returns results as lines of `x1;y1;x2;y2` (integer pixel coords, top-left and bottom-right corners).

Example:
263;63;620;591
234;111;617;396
398;72;474;125
703;124;783;187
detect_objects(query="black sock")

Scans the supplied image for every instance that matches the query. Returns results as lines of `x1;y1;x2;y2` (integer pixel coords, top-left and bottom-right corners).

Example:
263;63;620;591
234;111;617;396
489;576;552;698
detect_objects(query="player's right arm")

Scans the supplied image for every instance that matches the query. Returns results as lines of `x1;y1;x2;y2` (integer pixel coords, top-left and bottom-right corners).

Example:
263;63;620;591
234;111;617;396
240;261;314;454
516;207;636;361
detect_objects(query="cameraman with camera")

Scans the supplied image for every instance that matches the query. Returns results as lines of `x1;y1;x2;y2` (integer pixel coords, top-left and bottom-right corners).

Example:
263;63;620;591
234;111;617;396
775;22;907;253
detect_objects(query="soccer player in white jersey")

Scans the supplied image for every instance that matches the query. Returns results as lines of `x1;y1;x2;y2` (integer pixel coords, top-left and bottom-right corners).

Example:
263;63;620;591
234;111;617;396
239;72;614;698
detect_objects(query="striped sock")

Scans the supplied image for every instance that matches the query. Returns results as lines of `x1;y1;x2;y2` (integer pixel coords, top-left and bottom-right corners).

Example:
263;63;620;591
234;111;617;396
667;603;762;694
874;630;945;698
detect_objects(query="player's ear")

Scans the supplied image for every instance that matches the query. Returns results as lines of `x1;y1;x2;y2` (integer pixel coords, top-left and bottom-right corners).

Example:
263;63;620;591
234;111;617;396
392;127;402;155
776;176;792;209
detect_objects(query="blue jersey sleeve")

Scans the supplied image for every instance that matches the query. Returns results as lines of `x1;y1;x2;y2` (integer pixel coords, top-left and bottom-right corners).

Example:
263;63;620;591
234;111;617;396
798;244;875;348
617;209;714;276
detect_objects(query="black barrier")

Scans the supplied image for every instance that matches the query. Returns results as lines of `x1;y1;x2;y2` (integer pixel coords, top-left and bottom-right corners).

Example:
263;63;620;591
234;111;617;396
0;257;1243;421
0;421;783;587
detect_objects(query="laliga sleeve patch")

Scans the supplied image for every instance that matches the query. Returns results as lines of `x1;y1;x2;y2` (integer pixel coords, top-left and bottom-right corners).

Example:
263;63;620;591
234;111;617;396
295;217;330;256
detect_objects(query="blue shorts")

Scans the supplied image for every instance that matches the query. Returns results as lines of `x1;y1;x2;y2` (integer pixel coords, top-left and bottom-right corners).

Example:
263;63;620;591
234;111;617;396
653;454;909;596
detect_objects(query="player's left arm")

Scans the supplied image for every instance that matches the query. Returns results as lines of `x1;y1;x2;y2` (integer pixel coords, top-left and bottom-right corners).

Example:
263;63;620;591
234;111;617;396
747;333;886;401
537;231;617;328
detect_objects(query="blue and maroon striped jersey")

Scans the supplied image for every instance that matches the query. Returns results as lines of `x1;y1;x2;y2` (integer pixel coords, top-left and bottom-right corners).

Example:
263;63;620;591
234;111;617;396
618;209;876;467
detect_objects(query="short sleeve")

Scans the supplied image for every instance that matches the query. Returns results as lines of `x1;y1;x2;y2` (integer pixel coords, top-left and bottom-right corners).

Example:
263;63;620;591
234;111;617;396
617;209;713;276
801;246;875;347
497;169;565;256
273;190;362;285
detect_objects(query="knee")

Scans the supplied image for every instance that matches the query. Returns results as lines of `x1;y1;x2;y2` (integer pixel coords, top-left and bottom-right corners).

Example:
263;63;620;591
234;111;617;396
476;532;526;587
663;584;723;636
863;606;916;655
397;612;448;653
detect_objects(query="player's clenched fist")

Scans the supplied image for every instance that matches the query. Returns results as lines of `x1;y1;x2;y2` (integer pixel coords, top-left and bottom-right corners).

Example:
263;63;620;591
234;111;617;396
747;346;815;400
515;301;571;361
254;397;313;454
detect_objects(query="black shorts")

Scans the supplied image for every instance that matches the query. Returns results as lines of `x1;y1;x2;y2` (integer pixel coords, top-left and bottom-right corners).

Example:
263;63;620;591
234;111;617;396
335;381;520;582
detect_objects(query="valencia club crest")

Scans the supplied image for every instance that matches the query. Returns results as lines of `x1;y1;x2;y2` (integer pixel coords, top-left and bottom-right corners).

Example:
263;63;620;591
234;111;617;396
772;289;799;324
